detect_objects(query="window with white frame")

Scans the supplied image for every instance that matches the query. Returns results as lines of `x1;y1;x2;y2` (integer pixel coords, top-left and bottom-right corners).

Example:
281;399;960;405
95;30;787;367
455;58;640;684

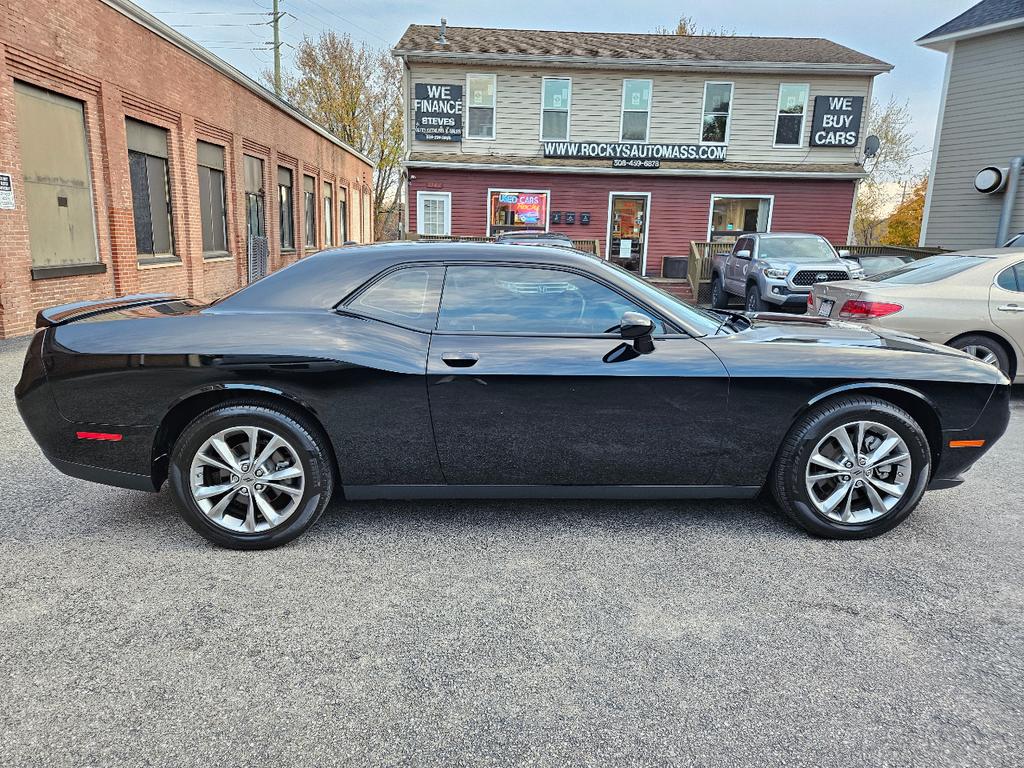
417;191;451;236
466;74;496;139
620;79;652;142
774;83;809;146
701;82;733;144
540;78;571;141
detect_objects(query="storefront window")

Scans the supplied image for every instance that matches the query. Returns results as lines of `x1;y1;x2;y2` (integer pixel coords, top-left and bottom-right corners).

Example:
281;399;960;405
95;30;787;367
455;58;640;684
701;82;733;144
541;78;571;141
775;84;809;146
620;79;652;142
467;74;496;139
488;190;549;236
608;194;649;274
708;196;772;242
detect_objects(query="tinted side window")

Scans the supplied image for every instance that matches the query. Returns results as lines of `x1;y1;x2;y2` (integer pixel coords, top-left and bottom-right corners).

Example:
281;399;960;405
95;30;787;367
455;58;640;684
437;266;659;335
349;266;444;330
735;237;752;254
996;266;1019;291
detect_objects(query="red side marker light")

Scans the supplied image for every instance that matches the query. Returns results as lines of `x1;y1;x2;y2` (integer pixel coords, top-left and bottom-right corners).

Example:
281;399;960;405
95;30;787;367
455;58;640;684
838;300;903;319
76;431;123;442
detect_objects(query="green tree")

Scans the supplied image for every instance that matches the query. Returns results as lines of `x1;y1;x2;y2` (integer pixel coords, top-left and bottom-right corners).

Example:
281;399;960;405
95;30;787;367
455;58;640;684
266;32;402;240
882;177;928;246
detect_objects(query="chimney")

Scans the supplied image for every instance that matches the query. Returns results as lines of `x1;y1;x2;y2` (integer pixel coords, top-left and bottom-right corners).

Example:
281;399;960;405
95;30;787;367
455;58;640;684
438;17;448;45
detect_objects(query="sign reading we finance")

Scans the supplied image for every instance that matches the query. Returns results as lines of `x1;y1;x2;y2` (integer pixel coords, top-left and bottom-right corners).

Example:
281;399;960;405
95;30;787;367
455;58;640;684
810;96;865;147
414;84;463;142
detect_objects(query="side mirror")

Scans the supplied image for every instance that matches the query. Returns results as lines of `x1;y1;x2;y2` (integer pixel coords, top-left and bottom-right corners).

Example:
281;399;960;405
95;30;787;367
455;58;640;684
619;311;655;354
838;249;852;259
735;249;751;260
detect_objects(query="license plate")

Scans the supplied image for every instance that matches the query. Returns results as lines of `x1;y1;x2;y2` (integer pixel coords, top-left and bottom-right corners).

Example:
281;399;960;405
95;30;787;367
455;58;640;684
817;299;834;317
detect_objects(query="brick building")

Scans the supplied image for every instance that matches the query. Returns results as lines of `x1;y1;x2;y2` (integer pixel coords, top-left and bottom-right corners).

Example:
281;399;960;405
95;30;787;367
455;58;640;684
394;25;891;277
0;0;375;338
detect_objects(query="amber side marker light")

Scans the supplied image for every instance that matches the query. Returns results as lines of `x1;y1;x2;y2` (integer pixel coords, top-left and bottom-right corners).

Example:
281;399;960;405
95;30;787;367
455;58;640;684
76;431;123;442
949;439;985;448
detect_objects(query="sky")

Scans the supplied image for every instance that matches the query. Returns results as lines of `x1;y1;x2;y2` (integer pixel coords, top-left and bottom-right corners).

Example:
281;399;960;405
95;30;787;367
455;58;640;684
134;0;975;176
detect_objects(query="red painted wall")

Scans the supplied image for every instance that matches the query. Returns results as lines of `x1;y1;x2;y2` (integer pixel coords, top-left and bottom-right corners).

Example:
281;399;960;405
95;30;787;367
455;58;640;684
409;170;856;276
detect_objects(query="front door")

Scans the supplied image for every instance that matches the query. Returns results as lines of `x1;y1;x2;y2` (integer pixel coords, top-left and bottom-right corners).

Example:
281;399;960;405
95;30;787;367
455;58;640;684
607;194;649;275
426;264;728;486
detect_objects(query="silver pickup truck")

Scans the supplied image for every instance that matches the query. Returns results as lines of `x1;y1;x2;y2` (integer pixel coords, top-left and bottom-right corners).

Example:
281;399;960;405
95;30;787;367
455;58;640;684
710;232;864;312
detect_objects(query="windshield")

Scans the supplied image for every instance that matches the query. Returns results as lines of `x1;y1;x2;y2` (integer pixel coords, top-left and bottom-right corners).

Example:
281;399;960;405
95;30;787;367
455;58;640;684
867;254;989;284
593;259;723;335
757;236;837;263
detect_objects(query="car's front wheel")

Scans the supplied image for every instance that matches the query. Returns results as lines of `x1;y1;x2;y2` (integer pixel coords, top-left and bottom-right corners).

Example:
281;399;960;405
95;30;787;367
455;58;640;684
168;402;334;549
770;396;931;539
710;276;729;309
745;285;766;313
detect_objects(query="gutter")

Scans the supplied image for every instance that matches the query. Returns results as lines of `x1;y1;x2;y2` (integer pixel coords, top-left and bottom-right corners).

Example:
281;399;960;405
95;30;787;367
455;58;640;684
99;0;375;168
392;50;893;76
916;17;1024;50
403;158;866;180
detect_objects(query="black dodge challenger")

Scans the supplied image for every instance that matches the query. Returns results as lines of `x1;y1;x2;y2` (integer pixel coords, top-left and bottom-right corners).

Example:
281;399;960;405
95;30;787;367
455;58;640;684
16;243;1011;549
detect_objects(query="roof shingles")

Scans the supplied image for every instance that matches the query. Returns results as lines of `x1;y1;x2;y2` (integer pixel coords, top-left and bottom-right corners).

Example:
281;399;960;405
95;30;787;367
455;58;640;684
394;25;891;69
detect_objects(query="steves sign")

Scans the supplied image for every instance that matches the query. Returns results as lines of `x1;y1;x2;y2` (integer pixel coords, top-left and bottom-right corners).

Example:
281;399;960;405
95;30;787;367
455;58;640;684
810;96;864;147
414;83;463;142
543;141;726;163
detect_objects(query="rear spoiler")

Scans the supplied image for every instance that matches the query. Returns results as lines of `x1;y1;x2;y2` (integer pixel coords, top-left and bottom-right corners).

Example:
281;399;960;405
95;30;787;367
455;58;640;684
36;294;178;328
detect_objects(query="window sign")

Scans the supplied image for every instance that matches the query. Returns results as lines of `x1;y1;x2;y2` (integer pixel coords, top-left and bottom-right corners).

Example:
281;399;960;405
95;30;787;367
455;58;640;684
488;190;549;235
414;83;463;142
621;79;652;142
810;96;864;147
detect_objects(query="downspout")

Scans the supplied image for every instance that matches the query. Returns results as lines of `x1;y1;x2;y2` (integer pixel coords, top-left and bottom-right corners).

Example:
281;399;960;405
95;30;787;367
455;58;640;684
995;155;1023;246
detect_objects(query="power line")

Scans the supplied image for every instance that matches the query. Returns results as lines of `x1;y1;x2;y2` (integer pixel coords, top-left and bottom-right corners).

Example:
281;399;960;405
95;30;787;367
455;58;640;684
290;0;392;45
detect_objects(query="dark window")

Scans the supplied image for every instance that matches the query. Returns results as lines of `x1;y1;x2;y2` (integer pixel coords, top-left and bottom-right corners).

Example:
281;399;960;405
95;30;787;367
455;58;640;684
197;141;227;255
996;263;1023;292
126;119;174;259
243;155;265;239
278;166;293;250
868;255;990;285
338;187;348;243
323;182;334;246
437;265;659;335
303;174;316;248
774;84;808;146
349;267;444;330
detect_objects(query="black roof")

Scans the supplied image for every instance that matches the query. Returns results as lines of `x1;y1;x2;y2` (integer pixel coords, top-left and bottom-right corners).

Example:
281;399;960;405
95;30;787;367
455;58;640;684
918;0;1024;43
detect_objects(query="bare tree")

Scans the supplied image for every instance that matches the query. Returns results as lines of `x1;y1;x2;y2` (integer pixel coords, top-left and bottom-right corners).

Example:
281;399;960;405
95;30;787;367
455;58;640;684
853;96;919;244
265;32;402;240
653;14;736;36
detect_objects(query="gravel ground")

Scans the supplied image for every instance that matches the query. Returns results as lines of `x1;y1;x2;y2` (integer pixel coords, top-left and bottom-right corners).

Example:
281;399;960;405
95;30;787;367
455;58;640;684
1;334;1022;767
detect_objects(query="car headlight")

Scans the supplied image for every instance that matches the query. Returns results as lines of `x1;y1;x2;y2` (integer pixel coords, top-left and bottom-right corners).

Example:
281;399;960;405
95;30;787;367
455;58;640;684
850;267;866;279
763;267;789;280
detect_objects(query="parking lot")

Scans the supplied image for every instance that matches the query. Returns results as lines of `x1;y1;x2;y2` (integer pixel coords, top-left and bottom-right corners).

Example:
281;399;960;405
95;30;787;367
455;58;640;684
1;333;1022;768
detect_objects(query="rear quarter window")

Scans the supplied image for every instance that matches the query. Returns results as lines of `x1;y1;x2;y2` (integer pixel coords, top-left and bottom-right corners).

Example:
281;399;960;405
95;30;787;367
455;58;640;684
868;255;989;285
347;266;444;330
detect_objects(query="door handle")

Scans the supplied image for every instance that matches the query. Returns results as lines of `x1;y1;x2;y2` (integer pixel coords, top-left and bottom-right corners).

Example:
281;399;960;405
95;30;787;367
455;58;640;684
997;304;1024;312
441;352;479;368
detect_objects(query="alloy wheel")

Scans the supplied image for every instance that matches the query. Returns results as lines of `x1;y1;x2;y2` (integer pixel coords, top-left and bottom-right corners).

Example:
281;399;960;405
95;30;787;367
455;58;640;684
961;344;999;367
804;420;911;524
189;426;305;533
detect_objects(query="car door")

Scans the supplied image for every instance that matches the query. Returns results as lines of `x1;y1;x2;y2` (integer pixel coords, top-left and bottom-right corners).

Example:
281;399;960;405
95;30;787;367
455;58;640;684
426;263;729;486
726;237;752;294
990;261;1024;358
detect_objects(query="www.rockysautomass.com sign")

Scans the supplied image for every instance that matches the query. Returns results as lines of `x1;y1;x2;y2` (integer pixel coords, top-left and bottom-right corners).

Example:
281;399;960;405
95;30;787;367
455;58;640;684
542;141;727;162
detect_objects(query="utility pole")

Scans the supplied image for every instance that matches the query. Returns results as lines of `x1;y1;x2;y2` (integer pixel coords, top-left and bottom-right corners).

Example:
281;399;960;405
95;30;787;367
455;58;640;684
272;0;282;96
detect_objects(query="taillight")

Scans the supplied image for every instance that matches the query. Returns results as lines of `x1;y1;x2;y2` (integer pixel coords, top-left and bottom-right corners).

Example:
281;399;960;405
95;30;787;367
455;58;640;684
838;300;903;319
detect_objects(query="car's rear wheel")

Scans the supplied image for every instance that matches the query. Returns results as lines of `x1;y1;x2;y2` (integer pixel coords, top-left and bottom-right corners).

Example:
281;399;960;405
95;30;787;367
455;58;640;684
770;396;931;539
947;334;1011;377
746;285;766;313
710;276;729;309
168;402;334;549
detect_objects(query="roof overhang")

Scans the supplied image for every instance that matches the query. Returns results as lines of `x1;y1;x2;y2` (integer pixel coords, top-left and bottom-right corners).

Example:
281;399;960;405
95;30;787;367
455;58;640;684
917;16;1024;51
100;0;375;167
403;158;866;180
392;50;892;76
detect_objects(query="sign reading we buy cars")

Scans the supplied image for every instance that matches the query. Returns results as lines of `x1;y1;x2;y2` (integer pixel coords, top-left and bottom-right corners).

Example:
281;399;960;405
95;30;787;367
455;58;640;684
414;84;463;142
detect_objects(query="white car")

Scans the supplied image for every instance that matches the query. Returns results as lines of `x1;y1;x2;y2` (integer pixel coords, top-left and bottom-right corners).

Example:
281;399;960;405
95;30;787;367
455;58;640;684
809;250;1024;381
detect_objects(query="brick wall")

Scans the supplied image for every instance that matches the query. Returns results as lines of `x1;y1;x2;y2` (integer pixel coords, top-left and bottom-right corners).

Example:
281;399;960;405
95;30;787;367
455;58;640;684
0;0;374;337
409;169;856;276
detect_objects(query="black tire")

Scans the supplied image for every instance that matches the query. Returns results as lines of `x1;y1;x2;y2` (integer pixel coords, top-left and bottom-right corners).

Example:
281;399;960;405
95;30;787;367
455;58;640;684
168;402;334;549
770;396;931;539
710;276;729;309
947;334;1011;378
745;284;766;313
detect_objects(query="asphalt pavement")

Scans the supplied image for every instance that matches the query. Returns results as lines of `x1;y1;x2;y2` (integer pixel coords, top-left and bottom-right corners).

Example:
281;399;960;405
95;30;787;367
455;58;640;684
1;334;1022;767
